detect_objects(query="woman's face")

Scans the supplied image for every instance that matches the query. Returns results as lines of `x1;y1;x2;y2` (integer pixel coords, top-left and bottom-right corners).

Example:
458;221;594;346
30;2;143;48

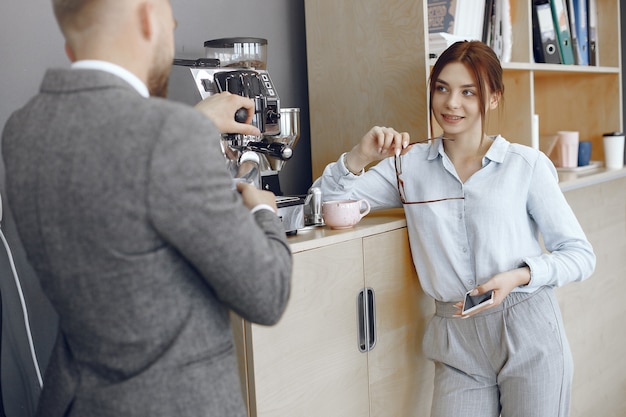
431;62;489;139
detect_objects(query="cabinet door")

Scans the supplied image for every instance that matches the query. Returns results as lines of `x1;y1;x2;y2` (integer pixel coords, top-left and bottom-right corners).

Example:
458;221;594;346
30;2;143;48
247;239;370;417
363;228;435;417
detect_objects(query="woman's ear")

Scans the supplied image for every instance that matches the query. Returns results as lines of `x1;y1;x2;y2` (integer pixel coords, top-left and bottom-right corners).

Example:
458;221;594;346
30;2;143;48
489;91;501;110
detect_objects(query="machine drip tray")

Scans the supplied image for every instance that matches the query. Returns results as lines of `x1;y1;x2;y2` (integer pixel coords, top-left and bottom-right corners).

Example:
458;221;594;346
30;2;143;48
275;196;305;235
276;195;304;207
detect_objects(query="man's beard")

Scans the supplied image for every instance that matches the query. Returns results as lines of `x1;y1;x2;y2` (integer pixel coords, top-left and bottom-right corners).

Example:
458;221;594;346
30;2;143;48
148;38;172;98
147;63;170;98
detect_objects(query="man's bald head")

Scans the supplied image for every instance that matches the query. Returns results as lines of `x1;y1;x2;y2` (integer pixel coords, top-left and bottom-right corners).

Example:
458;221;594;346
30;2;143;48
53;0;115;36
50;0;176;96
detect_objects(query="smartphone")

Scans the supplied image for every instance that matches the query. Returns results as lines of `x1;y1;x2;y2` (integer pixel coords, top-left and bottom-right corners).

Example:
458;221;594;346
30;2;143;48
461;290;494;316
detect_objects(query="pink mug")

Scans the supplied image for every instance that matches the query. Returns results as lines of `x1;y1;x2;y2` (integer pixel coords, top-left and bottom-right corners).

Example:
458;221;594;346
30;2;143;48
322;199;371;229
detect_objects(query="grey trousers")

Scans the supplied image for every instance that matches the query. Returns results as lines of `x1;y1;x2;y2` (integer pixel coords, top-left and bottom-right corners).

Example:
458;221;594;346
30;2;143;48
423;287;573;417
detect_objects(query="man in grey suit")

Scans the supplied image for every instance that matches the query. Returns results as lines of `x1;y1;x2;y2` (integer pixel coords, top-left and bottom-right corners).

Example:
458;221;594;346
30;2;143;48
1;0;292;416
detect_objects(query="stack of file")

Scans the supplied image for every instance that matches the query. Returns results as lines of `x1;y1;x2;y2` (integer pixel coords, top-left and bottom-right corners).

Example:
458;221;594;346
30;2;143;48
532;0;598;65
427;0;512;63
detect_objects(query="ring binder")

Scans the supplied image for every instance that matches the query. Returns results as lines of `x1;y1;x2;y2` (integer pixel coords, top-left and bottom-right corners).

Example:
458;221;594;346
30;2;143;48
533;0;562;63
551;0;576;64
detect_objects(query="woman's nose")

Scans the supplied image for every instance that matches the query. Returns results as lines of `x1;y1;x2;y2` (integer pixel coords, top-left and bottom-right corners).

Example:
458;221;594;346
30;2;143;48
445;93;461;109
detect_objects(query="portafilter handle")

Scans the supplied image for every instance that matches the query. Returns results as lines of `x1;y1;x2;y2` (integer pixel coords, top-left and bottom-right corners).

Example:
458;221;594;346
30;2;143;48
229;107;292;160
246;141;293;160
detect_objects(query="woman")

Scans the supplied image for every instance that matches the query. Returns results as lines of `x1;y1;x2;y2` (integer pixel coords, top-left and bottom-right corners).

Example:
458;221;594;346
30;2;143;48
312;41;595;416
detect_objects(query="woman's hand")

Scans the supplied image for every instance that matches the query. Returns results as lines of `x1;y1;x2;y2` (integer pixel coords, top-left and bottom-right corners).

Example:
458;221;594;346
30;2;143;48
453;266;531;317
344;126;410;174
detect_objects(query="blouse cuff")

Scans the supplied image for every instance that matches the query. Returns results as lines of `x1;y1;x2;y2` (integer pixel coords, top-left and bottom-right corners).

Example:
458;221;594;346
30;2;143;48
520;257;547;288
340;152;364;176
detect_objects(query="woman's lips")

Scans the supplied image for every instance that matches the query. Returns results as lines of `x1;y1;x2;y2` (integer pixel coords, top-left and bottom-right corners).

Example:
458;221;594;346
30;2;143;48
442;114;464;124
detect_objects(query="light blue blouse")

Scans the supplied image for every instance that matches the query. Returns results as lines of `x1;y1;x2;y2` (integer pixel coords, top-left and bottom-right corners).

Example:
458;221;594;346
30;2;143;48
312;135;595;302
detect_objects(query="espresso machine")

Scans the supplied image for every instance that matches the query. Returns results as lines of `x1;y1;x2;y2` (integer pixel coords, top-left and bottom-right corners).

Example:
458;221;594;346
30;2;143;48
167;37;305;234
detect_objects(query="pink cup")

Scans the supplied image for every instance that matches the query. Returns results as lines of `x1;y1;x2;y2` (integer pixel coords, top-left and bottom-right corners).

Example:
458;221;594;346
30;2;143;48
322;199;371;229
555;131;579;168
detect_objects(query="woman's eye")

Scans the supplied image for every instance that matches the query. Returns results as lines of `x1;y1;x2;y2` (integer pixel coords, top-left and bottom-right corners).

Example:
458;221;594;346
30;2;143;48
435;85;447;92
463;89;476;96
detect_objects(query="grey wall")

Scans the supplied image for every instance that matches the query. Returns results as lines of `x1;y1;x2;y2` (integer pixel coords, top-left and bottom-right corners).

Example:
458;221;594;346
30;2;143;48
0;1;309;414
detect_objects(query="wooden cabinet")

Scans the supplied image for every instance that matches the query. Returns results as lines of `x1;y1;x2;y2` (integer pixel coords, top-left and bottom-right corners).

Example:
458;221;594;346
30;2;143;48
305;0;623;175
238;238;370;417
232;226;435;417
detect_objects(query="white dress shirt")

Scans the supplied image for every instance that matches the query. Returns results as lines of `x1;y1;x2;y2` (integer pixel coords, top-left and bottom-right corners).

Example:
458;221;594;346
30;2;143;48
71;60;150;98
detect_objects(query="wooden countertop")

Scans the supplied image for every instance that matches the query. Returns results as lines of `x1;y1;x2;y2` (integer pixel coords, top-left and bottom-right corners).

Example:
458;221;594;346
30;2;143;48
287;209;407;253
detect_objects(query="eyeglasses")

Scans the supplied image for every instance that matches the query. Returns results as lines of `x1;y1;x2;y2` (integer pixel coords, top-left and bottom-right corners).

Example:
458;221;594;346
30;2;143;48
394;138;465;205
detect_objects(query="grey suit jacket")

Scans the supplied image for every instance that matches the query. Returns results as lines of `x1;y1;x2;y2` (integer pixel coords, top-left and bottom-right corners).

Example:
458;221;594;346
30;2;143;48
1;68;292;416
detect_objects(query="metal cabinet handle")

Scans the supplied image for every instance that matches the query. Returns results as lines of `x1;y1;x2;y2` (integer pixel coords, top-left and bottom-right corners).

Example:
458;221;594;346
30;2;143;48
357;287;376;353
357;289;367;353
366;288;376;351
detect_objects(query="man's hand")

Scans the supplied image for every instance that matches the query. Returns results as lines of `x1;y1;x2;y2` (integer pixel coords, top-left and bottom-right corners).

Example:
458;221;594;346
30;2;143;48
237;182;278;212
195;92;261;136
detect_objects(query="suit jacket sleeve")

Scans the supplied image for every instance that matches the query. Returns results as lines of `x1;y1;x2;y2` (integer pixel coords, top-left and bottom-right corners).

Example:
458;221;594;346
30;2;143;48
147;107;292;325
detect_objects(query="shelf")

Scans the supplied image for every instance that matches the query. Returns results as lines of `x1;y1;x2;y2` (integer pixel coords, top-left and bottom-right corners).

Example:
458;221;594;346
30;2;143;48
559;166;626;192
529;64;620;75
508;63;620;74
429;59;620;74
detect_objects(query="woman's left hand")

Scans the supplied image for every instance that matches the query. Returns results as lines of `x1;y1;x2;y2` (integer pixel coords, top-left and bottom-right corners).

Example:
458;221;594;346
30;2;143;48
453;266;531;317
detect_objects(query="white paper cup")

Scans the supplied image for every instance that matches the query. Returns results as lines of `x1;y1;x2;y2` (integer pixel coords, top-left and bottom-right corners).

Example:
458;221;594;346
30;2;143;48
603;132;625;170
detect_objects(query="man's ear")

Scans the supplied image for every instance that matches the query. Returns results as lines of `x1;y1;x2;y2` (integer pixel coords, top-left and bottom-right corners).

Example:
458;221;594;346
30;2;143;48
138;1;154;41
64;43;76;62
